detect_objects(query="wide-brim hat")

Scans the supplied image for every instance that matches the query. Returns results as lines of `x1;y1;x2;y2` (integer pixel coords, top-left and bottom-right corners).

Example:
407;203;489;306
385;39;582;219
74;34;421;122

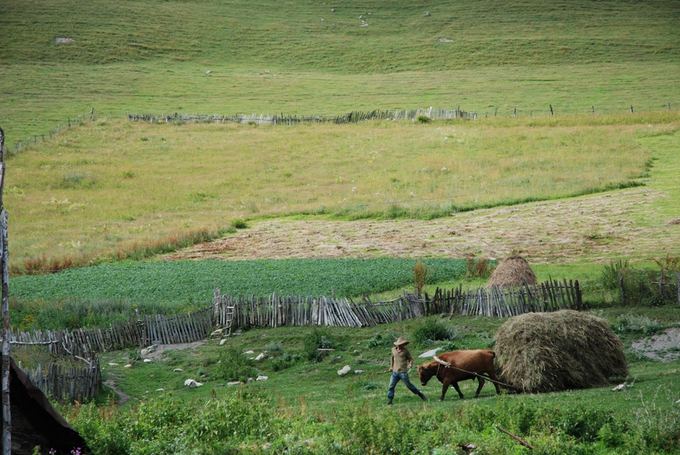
393;336;409;347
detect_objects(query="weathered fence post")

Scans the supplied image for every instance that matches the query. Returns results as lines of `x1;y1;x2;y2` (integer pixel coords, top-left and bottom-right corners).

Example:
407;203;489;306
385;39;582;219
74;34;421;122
676;273;680;305
619;273;626;305
0;127;10;454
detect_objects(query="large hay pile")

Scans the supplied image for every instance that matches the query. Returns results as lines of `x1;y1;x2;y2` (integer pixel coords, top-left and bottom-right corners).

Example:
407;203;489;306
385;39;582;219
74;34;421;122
487;255;536;287
495;310;627;393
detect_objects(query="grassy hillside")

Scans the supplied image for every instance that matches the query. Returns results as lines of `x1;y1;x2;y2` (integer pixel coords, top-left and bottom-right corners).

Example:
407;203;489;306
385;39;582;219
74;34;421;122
8;115;671;270
61;310;680;453
1;0;679;145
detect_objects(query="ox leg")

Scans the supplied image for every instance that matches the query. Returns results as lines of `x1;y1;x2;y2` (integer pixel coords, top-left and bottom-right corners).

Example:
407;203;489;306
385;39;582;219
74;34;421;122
452;382;464;399
440;379;451;401
487;370;501;394
474;377;485;398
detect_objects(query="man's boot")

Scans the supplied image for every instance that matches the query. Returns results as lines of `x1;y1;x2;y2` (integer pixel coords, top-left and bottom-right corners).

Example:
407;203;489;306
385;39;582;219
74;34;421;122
418;392;427;401
387;398;393;405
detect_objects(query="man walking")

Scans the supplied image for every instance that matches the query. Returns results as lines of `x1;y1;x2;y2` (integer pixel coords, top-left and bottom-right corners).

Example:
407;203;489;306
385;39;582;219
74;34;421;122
387;336;426;405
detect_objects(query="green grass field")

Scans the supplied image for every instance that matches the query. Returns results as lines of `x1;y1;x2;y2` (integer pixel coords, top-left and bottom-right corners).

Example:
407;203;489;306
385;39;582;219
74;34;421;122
58;309;680;453
1;0;679;146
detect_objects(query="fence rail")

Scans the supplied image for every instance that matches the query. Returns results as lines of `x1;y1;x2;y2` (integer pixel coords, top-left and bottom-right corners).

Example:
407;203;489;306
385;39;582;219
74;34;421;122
127;107;477;126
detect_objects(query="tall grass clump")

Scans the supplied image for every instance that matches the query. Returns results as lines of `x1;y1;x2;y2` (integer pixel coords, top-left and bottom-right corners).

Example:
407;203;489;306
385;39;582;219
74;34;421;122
612;314;662;335
303;328;337;362
413;261;427;296
216;348;258;382
465;255;495;279
412;318;456;345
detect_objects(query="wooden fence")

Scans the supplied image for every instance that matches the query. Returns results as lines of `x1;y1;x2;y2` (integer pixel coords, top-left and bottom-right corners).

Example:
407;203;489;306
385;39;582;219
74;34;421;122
439;279;584;318
127;106;477;126
213;280;582;329
24;358;101;403
5;280;582;358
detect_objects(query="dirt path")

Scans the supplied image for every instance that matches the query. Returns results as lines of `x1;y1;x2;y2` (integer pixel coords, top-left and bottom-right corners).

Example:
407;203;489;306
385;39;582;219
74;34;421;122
165;187;679;263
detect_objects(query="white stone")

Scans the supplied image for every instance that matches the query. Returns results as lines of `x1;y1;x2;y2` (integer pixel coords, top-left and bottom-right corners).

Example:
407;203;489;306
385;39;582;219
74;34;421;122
210;328;223;338
247;377;255;383
419;348;441;358
184;379;203;388
124;364;132;368
141;344;158;357
54;36;74;45
108;362;118;367
612;383;626;391
438;37;453;43
219;338;228;346
156;388;165;392
256;375;269;381
337;365;352;376
354;370;364;375
173;368;183;372
255;352;267;361
243;350;255;355
143;358;152;363
227;381;242;386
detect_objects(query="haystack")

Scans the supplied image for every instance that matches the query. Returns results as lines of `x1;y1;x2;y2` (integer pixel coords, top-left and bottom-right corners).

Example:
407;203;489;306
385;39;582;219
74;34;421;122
494;310;627;393
487;255;536;287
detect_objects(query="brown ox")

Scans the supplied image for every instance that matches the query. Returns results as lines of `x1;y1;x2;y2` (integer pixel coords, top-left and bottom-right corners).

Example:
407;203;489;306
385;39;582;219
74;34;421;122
417;350;500;400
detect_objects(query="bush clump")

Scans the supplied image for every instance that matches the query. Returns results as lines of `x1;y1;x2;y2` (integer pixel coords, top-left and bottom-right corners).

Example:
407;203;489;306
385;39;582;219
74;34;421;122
216;348;257;382
412;318;456;344
612;314;662;335
303;328;336;362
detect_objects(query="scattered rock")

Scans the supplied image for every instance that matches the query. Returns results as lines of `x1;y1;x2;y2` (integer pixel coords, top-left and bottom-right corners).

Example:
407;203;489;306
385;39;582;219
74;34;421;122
210;328;223;338
219;338;228;346
173;368;184;372
156;388;165;392
255;352;267;361
459;442;477;453
419;348;441;358
612;383;627;391
669;218;680;225
108;362;118;367
632;328;680;362
243;350;255;355
333;355;343;362
438;37;453;43
360;21;368;27
141;344;158;358
330;7;335;12
359;15;364;19
424;11;431;16
256;375;269;381
337;365;352;376
352;350;360;355
227;381;242;386
205;70;212;76
143;358;152;363
124;364;132;368
184;379;203;388
354;370;364;375
54;36;75;45
247;377;255;383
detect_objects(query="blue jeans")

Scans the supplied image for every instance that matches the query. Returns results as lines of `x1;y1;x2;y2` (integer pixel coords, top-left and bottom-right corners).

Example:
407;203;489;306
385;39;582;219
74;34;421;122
387;371;422;400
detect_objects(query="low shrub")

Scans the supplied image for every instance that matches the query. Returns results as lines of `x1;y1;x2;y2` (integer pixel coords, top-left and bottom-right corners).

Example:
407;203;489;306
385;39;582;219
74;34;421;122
367;332;398;349
230;218;248;229
270;353;302;371
465;255;495;279
303;328;336;362
413;261;427;296
612;314;662;335
216;348;257;382
412;318;456;344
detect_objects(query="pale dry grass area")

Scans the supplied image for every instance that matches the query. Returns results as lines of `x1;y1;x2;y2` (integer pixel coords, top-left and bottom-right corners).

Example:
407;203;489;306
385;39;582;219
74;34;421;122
166;187;680;264
8;117;660;270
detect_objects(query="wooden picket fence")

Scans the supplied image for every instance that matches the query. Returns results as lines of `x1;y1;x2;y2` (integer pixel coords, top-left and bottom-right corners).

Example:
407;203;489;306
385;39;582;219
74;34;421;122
127;106;477;126
5;280;582;360
24;358;101;403
439;279;584;318
212;280;582;329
